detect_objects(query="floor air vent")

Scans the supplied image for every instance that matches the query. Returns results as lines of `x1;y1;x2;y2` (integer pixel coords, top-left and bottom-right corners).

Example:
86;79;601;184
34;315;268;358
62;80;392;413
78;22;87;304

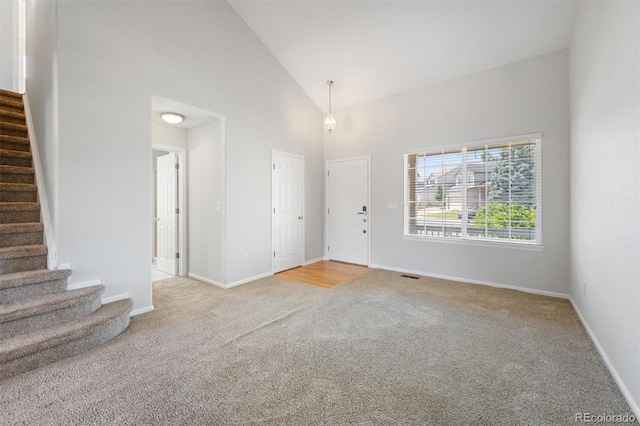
401;274;420;280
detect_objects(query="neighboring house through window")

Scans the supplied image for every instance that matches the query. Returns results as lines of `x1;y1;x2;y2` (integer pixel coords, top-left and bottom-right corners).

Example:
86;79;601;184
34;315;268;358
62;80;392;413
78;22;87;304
405;135;542;246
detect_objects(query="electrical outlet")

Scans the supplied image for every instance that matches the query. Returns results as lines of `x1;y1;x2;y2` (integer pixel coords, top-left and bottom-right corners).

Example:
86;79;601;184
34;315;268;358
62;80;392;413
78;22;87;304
583;280;587;295
392;247;398;255
244;255;249;263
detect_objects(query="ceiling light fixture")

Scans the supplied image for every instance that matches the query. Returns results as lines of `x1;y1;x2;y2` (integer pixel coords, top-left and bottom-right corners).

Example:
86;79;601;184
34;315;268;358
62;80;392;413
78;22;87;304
323;80;336;132
161;112;185;124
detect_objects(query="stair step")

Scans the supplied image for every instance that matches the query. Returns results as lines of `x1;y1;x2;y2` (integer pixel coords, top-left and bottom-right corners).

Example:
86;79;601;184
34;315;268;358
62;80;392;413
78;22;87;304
0;223;43;247
0;109;26;125
0;298;133;379
0;182;37;202
0;89;22;100
0;97;23;113
0;122;28;138
0;245;47;274
0;202;40;223
0;269;71;303
0;135;30;153
0;165;35;184
0;149;32;168
0;285;104;339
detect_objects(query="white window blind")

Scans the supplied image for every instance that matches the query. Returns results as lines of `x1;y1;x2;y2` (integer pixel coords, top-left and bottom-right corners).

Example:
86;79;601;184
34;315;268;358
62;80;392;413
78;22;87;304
405;136;541;245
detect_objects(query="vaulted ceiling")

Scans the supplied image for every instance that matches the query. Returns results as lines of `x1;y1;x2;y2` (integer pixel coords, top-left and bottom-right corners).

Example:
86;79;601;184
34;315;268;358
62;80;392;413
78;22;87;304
229;1;578;112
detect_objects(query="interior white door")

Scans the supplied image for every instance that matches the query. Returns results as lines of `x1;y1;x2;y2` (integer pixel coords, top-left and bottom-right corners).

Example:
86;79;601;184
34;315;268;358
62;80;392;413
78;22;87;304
272;152;304;273
156;152;178;275
328;158;369;265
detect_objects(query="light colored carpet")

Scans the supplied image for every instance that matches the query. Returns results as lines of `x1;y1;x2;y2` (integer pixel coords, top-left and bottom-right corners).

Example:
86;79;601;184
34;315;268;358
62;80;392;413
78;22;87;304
0;269;635;425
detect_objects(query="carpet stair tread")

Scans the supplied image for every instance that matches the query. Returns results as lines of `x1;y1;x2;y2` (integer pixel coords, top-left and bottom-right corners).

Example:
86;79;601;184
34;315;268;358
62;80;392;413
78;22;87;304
0;99;23;112
0;149;31;160
0;135;29;145
0;90;22;100
0;165;34;175
0;245;47;260
0;285;104;325
0;202;40;212
0;298;133;364
0;110;26;123
0;223;43;235
0;269;71;291
0;122;28;133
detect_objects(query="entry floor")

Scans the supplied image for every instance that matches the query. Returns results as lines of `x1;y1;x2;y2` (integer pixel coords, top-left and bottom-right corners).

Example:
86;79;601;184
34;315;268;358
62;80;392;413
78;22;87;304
276;260;369;289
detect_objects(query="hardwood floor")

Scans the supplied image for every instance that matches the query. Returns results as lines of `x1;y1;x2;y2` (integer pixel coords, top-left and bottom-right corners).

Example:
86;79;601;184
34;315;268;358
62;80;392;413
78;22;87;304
276;261;369;289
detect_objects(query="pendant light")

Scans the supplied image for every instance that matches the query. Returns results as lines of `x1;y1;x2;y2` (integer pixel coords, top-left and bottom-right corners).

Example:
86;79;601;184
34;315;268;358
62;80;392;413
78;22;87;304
323;80;336;132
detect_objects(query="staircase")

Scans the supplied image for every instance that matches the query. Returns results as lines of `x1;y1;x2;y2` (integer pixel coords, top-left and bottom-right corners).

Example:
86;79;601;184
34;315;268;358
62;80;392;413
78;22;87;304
0;89;133;379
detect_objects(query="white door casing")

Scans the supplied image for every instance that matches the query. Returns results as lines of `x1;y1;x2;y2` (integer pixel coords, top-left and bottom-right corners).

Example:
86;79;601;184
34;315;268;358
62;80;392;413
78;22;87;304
156;152;178;275
272;151;304;273
327;157;369;265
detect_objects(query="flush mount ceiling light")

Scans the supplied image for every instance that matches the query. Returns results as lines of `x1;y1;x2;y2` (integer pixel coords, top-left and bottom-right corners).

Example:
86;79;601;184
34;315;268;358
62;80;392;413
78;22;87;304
161;112;185;124
323;80;336;132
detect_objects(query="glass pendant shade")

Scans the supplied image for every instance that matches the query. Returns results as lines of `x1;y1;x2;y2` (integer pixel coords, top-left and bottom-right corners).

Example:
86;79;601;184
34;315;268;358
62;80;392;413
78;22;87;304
324;113;337;132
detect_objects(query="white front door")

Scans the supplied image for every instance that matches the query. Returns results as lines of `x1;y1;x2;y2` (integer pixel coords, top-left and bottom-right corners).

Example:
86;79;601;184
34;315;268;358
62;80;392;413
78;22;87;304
327;157;369;265
156;152;178;275
272;152;304;273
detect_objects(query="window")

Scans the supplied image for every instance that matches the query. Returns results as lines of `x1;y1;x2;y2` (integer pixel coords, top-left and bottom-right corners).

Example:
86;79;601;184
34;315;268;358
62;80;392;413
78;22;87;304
405;135;541;246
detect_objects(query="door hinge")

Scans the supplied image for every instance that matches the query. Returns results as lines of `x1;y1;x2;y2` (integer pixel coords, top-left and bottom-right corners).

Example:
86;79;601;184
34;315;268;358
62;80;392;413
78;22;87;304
175;253;180;259
327;171;330;177
273;164;276;170
175;163;179;170
273;207;275;214
273;251;276;257
175;207;179;214
327;208;330;214
327;246;330;252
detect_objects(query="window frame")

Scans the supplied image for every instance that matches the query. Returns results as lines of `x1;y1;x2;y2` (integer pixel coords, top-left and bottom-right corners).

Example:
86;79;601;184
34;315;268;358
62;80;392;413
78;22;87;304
403;133;543;250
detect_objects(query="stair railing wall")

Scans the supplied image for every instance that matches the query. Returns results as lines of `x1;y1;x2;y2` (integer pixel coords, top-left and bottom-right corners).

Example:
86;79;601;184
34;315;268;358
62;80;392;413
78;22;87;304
22;93;57;269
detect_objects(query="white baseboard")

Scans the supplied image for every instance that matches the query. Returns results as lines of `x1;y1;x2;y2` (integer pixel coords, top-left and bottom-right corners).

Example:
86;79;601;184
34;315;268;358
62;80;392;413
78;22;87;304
368;263;570;299
226;271;273;289
188;271;273;289
101;292;129;304
67;279;102;291
188;273;226;289
130;305;154;317
569;298;640;419
303;257;324;266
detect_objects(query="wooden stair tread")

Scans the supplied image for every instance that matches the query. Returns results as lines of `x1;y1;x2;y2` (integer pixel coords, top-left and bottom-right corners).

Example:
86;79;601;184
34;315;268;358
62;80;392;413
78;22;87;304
0;299;133;363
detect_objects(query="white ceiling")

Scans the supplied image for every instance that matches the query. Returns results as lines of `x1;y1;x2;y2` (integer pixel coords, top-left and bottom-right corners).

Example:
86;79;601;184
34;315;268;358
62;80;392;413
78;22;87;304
229;1;578;112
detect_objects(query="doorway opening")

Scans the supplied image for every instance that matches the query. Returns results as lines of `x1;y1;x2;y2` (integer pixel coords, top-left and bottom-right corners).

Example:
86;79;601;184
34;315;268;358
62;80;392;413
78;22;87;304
152;147;186;279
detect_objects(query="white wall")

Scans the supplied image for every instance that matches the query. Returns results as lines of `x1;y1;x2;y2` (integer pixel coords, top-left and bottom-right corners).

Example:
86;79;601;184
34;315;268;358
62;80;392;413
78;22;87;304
187;120;226;285
325;50;570;295
25;0;59;258
570;1;640;414
0;0;18;92
26;1;323;311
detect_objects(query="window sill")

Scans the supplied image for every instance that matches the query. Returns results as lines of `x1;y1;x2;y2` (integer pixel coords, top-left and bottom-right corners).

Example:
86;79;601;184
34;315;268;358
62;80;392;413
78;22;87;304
403;234;545;252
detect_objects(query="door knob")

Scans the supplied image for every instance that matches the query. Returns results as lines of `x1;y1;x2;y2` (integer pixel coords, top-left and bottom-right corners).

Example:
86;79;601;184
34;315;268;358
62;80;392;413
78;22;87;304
363;230;367;234
298;216;303;220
